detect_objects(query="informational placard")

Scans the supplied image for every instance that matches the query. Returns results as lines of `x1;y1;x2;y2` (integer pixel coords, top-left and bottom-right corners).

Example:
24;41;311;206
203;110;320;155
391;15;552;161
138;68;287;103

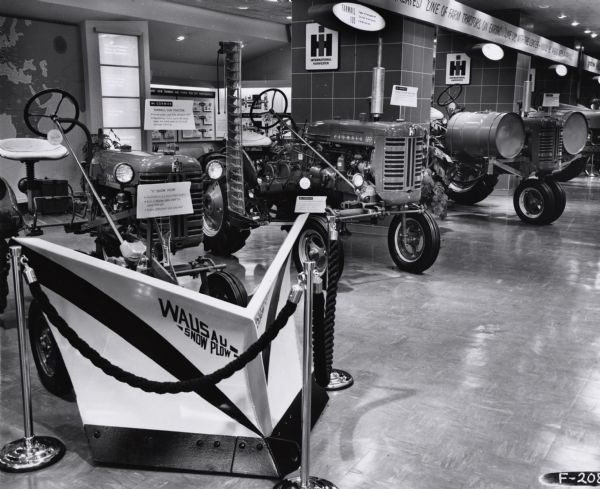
294;196;327;214
137;182;193;218
332;3;386;31
584;55;600;75
305;23;339;71
390;85;418;107
144;99;195;131
542;93;560;108
360;0;578;67
445;53;471;85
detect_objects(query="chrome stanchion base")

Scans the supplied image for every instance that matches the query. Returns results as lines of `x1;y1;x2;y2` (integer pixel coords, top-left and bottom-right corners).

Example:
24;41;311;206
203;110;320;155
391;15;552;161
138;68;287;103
0;436;65;472
325;369;353;391
274;476;339;489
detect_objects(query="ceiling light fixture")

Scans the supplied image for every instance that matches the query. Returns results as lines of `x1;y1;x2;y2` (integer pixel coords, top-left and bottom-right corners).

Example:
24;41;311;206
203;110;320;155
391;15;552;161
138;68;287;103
538;5;550;8
176;35;185;41
571;21;580;26
286;15;292;19
558;14;567;19
237;6;249;9
592;33;599;38
585;29;592;34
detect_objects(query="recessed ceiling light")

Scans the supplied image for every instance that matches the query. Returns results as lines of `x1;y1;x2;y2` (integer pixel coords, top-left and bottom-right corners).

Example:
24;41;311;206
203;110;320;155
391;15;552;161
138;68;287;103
558;14;567;19
237;5;248;9
585;29;592;34
265;0;278;2
538;4;550;8
176;35;185;41
572;21;580;26
286;15;292;19
592;33;599;38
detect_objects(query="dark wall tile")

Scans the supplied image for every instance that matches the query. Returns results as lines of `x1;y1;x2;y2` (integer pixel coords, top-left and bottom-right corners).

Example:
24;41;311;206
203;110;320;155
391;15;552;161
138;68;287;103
312;98;332;121
292;73;311;99
312;72;333;98
292;48;306;74
481;68;499;86
292;22;309;49
332;98;354;119
339;45;356;72
497;85;515;105
292;100;311;126
355;45;380;71
355;72;373;99
332;72;355;98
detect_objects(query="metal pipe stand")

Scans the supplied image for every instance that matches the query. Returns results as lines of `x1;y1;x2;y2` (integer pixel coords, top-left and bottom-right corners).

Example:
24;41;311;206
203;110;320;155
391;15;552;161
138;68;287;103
0;246;65;472
273;260;338;489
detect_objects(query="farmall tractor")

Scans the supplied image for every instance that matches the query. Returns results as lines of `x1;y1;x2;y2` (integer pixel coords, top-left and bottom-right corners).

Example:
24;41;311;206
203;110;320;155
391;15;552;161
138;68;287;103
0;88;248;396
201;41;440;274
433;83;588;224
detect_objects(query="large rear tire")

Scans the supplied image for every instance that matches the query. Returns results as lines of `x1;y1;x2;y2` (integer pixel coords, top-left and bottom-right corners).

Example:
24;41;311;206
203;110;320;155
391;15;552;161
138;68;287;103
28;300;73;398
554;157;587;182
387;211;440;273
0;240;9;313
448;174;498;205
203;178;250;256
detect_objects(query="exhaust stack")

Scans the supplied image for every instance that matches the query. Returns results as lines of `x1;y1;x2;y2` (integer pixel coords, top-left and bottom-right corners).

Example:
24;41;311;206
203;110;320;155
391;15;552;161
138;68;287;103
371;37;384;121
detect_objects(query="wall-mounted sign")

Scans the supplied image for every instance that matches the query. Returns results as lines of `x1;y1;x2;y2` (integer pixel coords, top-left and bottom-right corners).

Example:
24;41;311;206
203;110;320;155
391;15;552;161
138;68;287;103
445;53;471;85
332;3;386;32
359;0;579;67
390;85;418;107
583;55;600;75
305;23;339;70
542;93;560;108
143;99;195;130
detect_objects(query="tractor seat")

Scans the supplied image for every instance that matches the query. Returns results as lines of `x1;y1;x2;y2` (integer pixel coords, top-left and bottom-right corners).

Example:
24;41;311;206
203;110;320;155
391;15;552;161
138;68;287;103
0;138;68;162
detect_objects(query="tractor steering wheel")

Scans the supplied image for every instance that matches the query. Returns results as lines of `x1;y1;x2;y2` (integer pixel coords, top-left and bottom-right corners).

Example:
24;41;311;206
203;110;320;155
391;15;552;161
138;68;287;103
436;84;463;108
249;88;289;130
24;88;80;137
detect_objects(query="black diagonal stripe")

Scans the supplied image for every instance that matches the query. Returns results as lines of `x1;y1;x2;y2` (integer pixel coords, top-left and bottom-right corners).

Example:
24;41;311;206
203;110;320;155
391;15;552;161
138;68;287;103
261;262;288;382
22;246;262;437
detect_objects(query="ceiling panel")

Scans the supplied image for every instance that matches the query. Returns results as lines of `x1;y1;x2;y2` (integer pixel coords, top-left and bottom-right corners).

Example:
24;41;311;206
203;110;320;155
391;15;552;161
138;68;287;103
163;0;291;25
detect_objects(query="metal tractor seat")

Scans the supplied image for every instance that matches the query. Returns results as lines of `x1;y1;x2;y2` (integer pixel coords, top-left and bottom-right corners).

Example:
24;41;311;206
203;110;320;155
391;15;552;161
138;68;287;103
0;138;69;234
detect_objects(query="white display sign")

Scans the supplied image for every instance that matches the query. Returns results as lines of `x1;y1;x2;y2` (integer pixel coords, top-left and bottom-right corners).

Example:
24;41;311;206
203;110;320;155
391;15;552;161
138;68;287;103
445;53;471;85
584;55;600;75
542;93;560;108
390;85;418;107
294;196;327;214
332;3;386;31
144;99;195;130
137;182;193;218
305;23;339;71
360;0;579;67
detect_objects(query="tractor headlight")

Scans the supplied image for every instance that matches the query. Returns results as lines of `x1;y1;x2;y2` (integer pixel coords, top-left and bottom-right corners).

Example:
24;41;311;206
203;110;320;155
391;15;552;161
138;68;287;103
114;163;134;184
352;173;364;188
207;160;224;180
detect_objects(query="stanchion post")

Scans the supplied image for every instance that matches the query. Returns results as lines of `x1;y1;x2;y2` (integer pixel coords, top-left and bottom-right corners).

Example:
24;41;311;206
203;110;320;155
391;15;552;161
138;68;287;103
0;246;65;472
325;216;353;392
274;260;338;489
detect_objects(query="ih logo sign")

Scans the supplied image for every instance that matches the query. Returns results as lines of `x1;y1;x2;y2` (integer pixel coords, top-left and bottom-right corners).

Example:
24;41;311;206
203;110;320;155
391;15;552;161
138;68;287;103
306;23;338;70
445;52;471;85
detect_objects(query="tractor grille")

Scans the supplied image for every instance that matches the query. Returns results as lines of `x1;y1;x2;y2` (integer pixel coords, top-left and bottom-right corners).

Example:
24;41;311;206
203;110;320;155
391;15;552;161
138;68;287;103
138;171;204;250
538;126;562;166
382;136;425;191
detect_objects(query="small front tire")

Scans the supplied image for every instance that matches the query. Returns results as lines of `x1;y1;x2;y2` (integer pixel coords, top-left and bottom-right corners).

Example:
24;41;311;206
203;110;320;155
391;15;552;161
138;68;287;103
387;211;440;274
200;271;249;307
545;179;567;223
28;300;73;398
513;179;557;225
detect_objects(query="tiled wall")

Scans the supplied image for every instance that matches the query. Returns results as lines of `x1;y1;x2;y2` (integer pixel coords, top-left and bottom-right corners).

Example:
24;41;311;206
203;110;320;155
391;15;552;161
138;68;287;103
580;75;600;107
531;57;578;107
434;29;525;114
291;0;434;125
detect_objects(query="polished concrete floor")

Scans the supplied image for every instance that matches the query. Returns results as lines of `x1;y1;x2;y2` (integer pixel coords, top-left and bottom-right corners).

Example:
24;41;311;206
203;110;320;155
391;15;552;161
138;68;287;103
2;177;600;488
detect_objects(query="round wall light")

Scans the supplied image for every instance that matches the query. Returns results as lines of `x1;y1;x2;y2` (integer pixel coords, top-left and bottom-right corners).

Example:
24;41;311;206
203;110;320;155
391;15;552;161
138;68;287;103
550;64;568;76
473;43;504;61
